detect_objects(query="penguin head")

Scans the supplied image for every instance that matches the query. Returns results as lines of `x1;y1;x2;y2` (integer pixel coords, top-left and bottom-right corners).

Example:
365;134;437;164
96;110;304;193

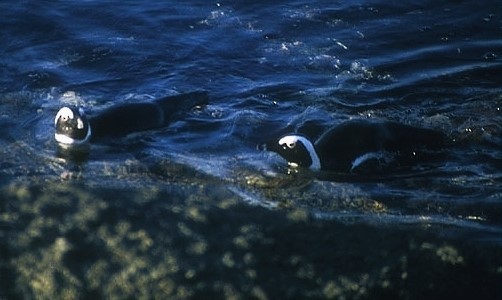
271;134;321;171
54;106;91;146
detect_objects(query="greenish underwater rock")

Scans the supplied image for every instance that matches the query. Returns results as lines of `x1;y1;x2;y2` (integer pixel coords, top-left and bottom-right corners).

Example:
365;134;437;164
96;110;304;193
1;180;501;299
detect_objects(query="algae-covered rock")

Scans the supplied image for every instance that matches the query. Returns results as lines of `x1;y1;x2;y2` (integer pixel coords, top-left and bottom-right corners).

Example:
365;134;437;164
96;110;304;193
1;180;501;299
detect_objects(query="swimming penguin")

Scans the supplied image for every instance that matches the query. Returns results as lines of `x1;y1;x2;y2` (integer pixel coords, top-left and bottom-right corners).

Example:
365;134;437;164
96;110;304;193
264;119;446;173
55;91;208;147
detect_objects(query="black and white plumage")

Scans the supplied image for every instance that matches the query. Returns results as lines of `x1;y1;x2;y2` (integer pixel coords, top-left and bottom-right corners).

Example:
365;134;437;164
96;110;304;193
54;91;208;147
265;120;446;173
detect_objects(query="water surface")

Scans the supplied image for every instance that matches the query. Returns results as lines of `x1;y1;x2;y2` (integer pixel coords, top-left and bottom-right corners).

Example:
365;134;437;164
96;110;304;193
1;0;501;298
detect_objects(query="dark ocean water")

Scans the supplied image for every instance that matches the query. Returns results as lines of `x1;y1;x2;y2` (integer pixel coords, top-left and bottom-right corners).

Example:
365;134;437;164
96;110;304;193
1;0;501;298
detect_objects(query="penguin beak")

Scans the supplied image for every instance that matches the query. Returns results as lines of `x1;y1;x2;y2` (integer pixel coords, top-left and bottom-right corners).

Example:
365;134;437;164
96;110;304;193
257;138;280;152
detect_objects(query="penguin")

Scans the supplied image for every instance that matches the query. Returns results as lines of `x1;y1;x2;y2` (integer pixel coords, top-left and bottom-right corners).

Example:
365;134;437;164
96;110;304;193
264;119;446;173
54;91;208;147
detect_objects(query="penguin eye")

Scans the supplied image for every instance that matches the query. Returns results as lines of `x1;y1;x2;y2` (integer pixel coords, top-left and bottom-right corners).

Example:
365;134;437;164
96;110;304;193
279;136;298;150
281;141;296;149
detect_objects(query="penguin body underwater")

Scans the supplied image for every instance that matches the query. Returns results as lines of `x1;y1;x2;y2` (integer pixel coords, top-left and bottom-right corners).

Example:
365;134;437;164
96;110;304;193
265;119;446;173
54;91;208;147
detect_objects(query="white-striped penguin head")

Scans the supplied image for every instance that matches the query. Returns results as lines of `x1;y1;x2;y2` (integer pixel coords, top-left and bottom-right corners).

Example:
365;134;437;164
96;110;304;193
54;106;91;146
276;134;321;171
